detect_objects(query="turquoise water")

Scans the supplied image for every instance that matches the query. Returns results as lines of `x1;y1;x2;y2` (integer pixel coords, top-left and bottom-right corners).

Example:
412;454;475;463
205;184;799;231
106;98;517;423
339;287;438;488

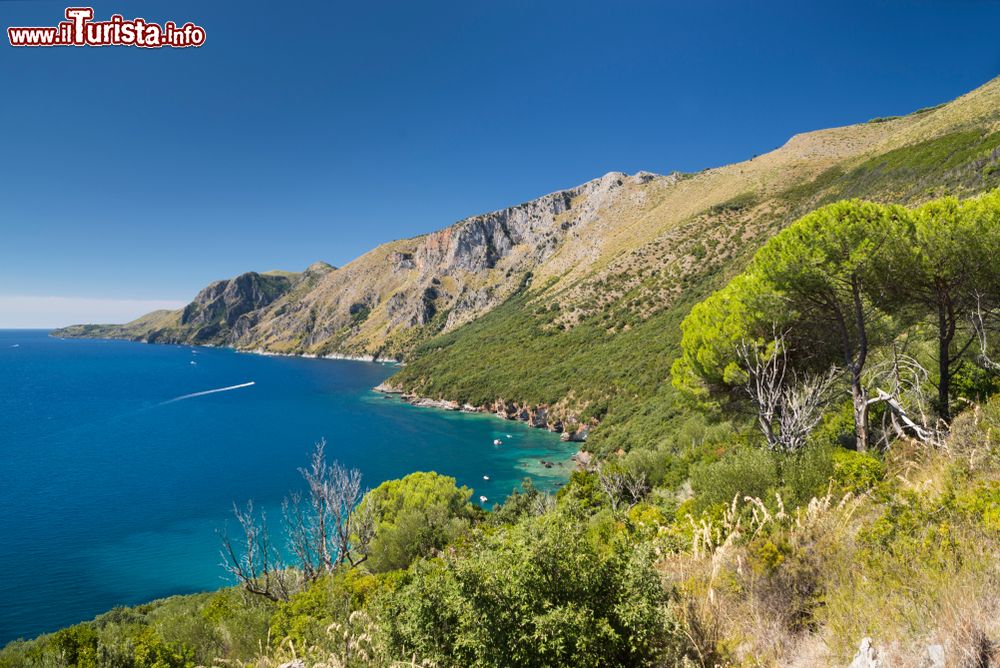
0;330;574;643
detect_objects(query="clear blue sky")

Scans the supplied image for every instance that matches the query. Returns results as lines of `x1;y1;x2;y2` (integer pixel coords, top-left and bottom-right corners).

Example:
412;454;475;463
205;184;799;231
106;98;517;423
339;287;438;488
2;0;999;326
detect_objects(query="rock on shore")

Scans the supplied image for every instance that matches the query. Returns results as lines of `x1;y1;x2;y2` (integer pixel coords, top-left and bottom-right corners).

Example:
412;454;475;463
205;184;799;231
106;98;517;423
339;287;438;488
373;385;596;437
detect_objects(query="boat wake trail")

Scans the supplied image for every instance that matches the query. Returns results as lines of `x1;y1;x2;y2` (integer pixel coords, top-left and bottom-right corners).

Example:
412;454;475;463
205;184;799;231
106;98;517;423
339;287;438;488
161;381;255;405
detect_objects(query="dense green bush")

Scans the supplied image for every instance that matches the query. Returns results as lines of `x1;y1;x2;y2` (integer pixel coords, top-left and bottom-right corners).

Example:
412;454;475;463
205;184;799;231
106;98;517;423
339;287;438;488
689;446;780;511
778;445;839;505
373;509;682;668
358;471;478;573
5;621;195;668
269;568;378;646
555;470;606;511
489;478;549;524
830;449;885;493
686;443;850;515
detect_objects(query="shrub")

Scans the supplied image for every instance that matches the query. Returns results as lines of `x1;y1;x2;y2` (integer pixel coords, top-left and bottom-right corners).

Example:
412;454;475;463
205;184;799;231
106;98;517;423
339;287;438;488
831;449;885;493
374;509;682;667
808;402;856;450
746;534;824;633
555;470;606;511
197;589;274;660
952;363;1000;404
358;471;477;573
270;569;377;647
689;446;779;512
779;445;838;506
954;481;1000;532
490;478;551;525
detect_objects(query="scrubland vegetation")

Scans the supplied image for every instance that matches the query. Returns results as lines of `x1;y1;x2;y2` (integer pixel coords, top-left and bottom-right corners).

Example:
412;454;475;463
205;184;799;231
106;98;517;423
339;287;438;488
5;189;1000;667
2;419;997;667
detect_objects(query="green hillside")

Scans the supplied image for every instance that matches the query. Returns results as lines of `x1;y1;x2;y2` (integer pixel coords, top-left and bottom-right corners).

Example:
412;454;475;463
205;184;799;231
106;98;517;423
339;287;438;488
392;122;1000;455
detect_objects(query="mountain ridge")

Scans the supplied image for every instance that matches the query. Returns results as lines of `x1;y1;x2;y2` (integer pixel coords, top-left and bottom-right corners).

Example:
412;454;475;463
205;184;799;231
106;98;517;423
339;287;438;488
55;74;1000;446
55;169;673;356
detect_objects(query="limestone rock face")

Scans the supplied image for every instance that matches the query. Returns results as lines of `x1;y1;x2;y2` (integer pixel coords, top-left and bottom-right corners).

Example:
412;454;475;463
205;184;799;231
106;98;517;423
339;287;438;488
561;425;590;442
181;272;291;331
60;171;670;358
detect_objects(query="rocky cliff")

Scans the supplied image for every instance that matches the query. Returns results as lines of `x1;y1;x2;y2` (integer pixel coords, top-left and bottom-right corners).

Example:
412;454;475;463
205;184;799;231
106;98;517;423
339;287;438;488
55;171;671;359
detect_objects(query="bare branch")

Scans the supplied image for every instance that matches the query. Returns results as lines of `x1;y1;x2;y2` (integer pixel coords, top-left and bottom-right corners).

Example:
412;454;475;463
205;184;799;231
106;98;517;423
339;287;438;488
737;329;837;453
221;440;376;599
865;346;941;446
291;439;374;578
777;366;839;452
971;292;1000;374
736;330;787;450
597;466;648;513
283;491;320;582
218;500;291;601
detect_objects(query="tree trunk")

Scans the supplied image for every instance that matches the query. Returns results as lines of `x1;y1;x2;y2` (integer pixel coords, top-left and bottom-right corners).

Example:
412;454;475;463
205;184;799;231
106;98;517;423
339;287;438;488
850;277;871;451
937;297;956;422
852;375;870;452
938;327;951;421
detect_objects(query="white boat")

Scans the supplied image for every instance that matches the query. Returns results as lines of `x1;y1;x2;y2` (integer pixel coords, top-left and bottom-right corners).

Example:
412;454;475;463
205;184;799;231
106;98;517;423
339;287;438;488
493;439;502;445
506;434;512;438
479;495;488;503
483;475;490;480
190;361;197;365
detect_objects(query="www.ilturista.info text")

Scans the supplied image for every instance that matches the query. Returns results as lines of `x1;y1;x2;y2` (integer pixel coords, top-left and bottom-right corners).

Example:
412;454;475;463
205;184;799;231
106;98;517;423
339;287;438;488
8;7;205;48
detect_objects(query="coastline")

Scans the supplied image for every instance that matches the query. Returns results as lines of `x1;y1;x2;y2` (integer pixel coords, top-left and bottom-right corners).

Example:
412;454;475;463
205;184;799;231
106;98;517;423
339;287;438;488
52;333;592;457
227;345;592;471
49;331;403;366
239;347;402;365
372;381;593;446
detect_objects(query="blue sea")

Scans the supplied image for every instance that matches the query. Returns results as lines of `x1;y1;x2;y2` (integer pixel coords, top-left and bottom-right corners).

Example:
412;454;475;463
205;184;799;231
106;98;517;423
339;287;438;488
0;330;575;644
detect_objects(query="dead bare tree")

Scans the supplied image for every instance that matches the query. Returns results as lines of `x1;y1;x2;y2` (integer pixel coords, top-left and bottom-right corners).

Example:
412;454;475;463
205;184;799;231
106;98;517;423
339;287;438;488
865;347;939;446
971;292;1000;374
737;332;837;453
222;440;376;599
283;490;320;582
286;439;375;576
777;367;839;452
597;466;648;513
737;334;787;449
218;500;294;601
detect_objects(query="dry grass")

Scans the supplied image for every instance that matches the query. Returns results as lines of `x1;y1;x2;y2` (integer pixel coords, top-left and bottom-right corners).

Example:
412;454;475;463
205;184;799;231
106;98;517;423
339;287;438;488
215;611;434;668
658;420;1000;668
657;489;862;666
